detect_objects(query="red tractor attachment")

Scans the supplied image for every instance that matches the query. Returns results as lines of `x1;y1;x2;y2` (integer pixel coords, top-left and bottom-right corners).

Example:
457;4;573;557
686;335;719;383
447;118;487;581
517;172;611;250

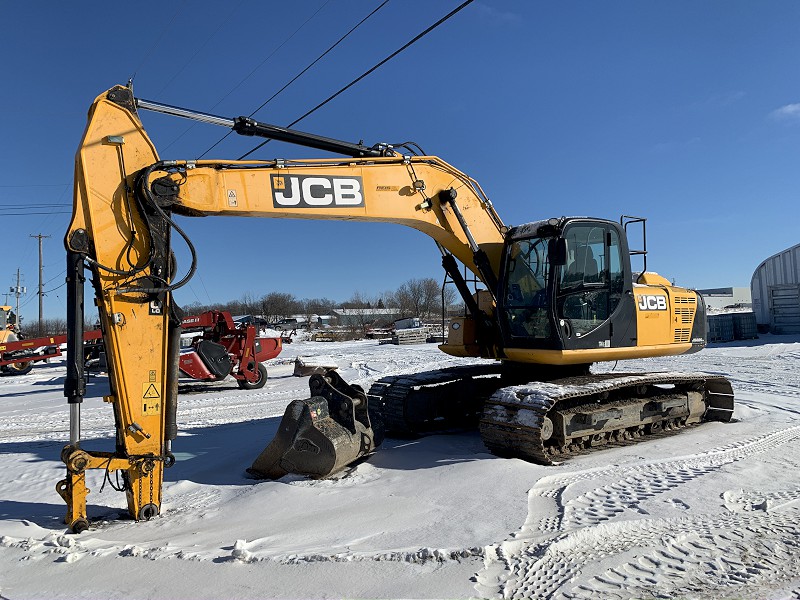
0;330;103;376
179;311;282;389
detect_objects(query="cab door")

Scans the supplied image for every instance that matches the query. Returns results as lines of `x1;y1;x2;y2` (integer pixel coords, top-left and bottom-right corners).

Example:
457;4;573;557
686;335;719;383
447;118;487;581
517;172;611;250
555;221;636;350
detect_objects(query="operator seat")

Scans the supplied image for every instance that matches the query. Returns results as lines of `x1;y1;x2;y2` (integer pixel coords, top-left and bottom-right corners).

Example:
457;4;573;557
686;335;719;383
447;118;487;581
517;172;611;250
565;245;599;284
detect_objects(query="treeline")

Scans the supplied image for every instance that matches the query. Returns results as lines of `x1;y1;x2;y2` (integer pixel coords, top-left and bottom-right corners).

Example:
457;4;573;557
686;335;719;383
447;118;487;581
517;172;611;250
182;277;458;327
22;277;460;337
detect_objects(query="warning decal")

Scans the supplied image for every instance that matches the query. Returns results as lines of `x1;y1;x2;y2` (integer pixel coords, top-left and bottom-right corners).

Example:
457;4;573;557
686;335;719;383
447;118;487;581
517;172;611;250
142;382;161;415
142;400;161;415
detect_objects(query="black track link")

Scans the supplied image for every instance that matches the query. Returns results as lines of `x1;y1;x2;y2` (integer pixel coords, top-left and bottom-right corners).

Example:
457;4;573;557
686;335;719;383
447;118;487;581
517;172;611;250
480;372;734;464
368;367;734;465
367;364;504;437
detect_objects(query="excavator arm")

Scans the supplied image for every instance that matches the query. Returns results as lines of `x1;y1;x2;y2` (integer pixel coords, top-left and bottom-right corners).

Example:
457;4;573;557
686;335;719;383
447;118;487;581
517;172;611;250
59;85;507;532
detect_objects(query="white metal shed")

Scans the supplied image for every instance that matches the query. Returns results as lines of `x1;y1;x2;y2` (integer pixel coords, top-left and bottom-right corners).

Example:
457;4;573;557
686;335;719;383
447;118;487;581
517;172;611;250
751;242;800;333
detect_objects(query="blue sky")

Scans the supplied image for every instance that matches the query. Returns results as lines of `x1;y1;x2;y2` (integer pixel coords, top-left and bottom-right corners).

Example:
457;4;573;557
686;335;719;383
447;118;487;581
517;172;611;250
2;1;799;324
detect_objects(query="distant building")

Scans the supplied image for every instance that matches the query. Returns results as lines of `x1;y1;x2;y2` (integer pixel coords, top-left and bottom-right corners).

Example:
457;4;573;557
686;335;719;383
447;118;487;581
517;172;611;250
751;242;800;334
696;287;752;311
332;307;402;327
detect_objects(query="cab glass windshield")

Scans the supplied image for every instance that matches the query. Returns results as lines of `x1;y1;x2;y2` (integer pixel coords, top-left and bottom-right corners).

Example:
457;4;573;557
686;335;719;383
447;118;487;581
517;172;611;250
503;237;552;339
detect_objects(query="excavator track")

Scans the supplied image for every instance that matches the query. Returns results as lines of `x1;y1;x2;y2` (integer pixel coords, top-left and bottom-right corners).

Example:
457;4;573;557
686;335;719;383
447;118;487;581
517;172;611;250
368;364;505;436
369;368;734;463
480;372;734;464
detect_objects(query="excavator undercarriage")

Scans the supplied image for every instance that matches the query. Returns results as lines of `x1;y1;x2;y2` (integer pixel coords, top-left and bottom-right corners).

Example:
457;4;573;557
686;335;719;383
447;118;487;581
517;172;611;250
246;363;734;481
367;366;734;464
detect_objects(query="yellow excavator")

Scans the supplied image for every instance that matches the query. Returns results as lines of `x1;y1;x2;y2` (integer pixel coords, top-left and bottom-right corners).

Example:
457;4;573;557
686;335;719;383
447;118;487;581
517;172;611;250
0;306;17;345
0;306;34;375
58;84;733;533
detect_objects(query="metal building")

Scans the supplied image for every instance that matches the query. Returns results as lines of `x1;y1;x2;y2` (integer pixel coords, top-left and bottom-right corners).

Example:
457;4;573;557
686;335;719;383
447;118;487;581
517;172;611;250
751;242;800;334
696;287;752;311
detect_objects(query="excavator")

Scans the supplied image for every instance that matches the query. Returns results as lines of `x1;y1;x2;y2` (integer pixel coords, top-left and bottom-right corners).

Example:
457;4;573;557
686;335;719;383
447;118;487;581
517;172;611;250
0;305;34;375
58;84;733;533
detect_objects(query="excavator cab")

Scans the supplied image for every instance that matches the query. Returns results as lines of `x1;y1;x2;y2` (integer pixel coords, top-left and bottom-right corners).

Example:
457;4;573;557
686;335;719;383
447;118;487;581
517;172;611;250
499;217;635;356
496;216;706;367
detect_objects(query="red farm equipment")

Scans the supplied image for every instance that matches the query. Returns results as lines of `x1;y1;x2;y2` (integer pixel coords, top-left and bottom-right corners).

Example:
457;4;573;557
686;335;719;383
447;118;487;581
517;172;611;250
179;311;282;389
0;329;103;376
0;310;281;386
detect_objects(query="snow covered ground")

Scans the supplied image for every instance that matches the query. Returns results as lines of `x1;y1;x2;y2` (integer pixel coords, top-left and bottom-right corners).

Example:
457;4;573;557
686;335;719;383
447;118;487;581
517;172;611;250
1;335;799;599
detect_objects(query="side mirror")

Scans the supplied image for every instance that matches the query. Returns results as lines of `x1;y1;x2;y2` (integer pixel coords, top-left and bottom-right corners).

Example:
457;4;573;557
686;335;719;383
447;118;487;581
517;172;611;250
548;238;567;266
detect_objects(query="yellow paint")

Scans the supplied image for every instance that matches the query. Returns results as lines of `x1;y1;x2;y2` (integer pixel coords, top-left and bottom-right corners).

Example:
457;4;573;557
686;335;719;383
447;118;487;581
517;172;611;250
634;287;671;346
504;343;693;365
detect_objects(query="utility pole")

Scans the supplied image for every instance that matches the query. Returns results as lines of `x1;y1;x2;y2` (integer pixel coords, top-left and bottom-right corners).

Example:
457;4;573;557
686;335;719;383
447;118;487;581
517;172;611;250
10;269;26;331
31;234;51;336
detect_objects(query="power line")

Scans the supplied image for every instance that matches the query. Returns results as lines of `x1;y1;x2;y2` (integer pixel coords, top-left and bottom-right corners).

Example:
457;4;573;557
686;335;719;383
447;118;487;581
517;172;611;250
156;0;248;97
0;184;69;188
129;1;188;83
2;213;72;217
44;269;67;286
19;281;66;309
2;210;72;217
249;1;390;119
39;181;72;240
44;282;66;294
210;0;333;110
162;0;332;153
198;0;391;159
0;204;69;208
239;0;475;160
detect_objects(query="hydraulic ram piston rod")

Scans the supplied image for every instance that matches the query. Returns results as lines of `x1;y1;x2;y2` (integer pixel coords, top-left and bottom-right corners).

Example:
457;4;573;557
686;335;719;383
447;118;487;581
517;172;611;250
133;96;385;158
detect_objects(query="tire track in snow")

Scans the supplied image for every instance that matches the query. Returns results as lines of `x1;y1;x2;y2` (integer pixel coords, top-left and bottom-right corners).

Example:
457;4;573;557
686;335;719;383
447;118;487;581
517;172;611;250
475;425;800;599
551;424;800;532
568;513;800;600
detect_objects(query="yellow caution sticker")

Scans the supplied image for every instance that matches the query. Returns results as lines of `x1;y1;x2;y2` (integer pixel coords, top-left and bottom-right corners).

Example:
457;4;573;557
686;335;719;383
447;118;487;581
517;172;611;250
142;382;162;415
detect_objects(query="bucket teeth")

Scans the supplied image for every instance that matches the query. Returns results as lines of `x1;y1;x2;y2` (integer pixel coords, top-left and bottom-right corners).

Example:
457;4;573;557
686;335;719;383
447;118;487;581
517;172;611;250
248;370;381;480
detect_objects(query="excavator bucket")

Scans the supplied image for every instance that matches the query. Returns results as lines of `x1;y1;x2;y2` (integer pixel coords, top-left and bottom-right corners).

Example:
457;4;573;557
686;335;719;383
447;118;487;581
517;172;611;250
248;370;383;479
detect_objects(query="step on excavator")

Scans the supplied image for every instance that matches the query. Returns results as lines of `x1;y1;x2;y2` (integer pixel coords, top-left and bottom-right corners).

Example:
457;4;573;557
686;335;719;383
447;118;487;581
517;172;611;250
58;85;733;532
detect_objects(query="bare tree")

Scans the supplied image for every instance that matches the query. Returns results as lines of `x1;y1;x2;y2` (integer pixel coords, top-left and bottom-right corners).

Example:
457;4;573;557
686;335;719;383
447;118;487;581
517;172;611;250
394;278;428;319
22;317;68;337
392;277;454;321
419;278;441;320
394;280;418;318
298;297;336;329
442;283;458;314
182;301;209;315
342;291;380;334
239;291;261;317
260;292;299;324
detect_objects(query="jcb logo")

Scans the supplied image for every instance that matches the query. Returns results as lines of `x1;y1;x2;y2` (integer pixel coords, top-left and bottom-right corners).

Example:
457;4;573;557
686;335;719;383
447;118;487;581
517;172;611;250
272;174;364;208
638;295;668;311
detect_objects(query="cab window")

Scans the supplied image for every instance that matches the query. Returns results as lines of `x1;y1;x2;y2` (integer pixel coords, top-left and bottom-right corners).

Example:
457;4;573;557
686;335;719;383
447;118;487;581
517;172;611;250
503;237;552;339
557;225;623;336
